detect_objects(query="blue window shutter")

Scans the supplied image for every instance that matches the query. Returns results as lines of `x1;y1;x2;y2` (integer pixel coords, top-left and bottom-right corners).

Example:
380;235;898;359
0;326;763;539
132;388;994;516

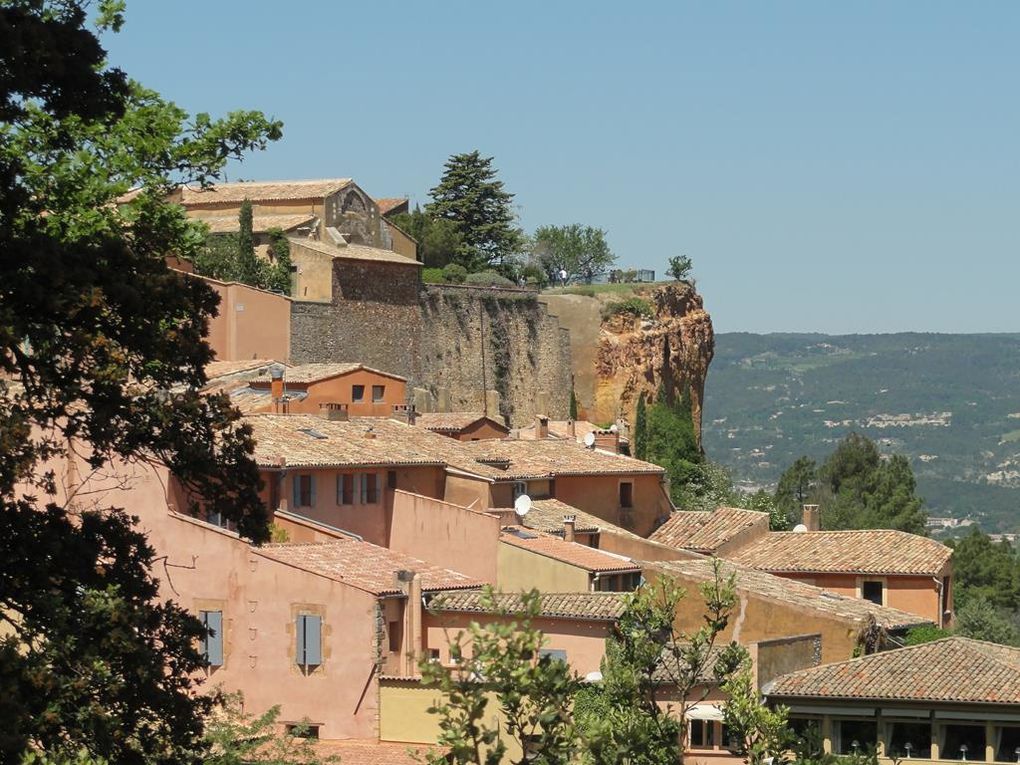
292;476;301;508
296;614;306;665
305;615;322;666
205;610;224;666
309;475;317;506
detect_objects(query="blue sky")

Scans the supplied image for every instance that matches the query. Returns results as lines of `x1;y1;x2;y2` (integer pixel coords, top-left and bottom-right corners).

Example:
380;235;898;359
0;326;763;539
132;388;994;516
104;2;1019;334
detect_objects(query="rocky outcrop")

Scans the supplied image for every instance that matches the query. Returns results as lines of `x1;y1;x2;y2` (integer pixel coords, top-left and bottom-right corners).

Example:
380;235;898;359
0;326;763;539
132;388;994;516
593;282;714;446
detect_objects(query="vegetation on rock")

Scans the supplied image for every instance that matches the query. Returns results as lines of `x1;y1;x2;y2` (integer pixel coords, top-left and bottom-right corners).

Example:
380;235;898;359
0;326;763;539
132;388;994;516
530;224;616;284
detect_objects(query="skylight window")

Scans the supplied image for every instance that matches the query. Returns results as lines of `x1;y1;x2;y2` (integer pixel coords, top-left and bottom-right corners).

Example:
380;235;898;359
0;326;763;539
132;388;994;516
297;428;328;440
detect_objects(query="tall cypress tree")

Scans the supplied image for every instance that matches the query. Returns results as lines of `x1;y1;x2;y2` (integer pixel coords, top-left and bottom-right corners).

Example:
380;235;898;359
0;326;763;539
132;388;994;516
236;198;261;285
634;394;648;461
426;151;523;271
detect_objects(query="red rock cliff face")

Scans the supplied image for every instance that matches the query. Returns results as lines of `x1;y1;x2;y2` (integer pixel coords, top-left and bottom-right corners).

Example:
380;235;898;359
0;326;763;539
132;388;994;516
592;282;714;447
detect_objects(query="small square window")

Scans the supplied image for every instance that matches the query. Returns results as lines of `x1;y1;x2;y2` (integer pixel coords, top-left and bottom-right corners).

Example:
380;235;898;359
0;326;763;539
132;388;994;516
428;648;441;663
285;723;320;739
861;580;884;606
372;384;385;402
352;385;365;402
690;719;715;749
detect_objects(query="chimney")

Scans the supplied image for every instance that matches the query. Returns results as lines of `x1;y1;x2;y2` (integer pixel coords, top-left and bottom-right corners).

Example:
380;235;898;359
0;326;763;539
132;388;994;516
535;415;549;440
269;363;285;408
802;504;820;532
593;428;620;454
566;419;576;438
563;514;576;544
319;402;349;421
390;404;417;425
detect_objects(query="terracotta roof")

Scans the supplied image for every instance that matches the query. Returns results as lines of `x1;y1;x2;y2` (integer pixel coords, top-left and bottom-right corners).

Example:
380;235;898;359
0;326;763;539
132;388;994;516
654;558;930;630
416;412;507;433
177;179;352;205
429;590;627;622
246;414;449;468
499;526;640;574
255;539;482;596
312;740;440;765
205;359;278;382
196;212;317;234
375;198;408;216
763;637;1020;704
457;439;664;480
290;237;421;266
649;507;769;553
251;362;407;385
726;529;952;576
524;499;603;534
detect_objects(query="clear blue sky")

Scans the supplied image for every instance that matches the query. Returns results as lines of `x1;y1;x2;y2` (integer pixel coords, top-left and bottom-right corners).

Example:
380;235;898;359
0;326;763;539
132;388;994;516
104;2;1019;334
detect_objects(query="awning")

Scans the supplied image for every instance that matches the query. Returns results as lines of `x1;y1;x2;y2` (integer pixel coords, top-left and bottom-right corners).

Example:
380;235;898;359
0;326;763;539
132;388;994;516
686;705;725;721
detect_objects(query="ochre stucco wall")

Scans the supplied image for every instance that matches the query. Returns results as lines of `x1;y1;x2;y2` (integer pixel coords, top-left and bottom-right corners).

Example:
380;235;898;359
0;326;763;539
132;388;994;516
289;240;334;302
253;369;407;416
554;473;672;537
389;491;500;583
497;541;591;593
203;277;291;362
773;572;945;627
443;473;493;511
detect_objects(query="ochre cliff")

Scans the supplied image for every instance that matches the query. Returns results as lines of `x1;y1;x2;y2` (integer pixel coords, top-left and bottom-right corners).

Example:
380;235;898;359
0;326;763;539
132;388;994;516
543;282;714;446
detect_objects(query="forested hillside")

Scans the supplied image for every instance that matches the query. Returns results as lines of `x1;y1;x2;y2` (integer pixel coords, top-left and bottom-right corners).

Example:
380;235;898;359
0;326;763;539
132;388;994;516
703;333;1020;532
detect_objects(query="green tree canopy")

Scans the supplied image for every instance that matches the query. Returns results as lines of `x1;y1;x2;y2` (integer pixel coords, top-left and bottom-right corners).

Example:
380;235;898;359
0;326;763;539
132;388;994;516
390;206;463;268
0;2;279;761
426;151;523;271
531;224;615;284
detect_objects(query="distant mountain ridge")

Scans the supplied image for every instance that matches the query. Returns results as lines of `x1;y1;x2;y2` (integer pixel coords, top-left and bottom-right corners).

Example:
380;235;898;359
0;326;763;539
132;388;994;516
703;332;1020;533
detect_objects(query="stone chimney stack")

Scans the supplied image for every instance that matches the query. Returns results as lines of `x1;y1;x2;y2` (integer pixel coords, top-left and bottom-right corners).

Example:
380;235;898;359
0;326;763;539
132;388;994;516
270;363;285;411
319;402;349;421
563;515;576;544
535;415;549;440
802;504;820;532
593;428;620;453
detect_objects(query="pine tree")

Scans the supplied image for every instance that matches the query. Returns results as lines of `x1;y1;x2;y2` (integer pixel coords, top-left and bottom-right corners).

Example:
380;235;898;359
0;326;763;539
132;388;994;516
236;199;261;285
634;394;648;461
426;151;523;271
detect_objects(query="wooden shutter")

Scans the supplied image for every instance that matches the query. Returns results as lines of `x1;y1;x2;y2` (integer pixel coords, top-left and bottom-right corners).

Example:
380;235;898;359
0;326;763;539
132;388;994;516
201;610;224;667
296;614;305;665
296;614;322;667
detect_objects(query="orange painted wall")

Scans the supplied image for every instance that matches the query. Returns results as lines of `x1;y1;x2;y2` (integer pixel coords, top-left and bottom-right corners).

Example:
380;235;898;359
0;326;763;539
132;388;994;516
389;491;501;583
201;276;291;362
443;473;493;511
554;473;672;537
253;369;407;416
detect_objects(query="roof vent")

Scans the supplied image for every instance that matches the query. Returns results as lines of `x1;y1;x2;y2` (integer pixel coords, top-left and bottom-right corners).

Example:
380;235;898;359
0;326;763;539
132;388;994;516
297;427;328;440
476;457;510;470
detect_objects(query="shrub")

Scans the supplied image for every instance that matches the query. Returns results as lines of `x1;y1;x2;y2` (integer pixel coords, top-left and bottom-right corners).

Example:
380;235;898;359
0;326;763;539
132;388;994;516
561;286;596;297
441;263;468;283
601;296;653;321
465;270;515;287
422;267;445;284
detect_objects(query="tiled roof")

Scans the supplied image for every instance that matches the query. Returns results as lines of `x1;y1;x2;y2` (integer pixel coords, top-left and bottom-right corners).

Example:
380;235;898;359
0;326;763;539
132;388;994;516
290;237;421;266
246;414;449;468
251;362;407;385
458;439;664;480
429;590;627;622
255;539;482;596
499;526;640;573
205;359;279;383
726;529;952;576
525;499;603;534
649;507;769;553
375;198;408;216
654;558;930;630
416;412;506;433
312;740;441;765
197;213;317;234
177;179;352;205
763;637;1020;704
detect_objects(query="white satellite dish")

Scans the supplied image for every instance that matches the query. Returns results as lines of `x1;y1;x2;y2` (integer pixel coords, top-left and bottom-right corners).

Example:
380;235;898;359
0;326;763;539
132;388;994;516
514;494;532;518
609;423;618;434
583;671;603;684
583;431;596;448
792;523;808;533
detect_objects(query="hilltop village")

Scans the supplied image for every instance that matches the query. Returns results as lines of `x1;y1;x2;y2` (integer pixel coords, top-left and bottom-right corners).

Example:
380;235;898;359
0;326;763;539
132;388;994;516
40;179;1019;764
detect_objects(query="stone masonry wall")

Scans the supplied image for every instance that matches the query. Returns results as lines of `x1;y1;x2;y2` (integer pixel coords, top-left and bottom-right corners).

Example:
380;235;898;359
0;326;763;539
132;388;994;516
290;280;572;426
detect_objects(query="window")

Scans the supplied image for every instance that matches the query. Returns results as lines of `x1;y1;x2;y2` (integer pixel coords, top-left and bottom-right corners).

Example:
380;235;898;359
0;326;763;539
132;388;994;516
428;648;441;663
360;473;381;504
296;613;322;669
352;385;365;402
337;474;354;505
994;724;1020;763
372;384;385;402
888;721;932;759
788;718;824;757
538;648;567;664
387;470;397;490
292;474;315;508
513;481;528;500
619;482;633;508
622;571;643;592
832;719;877;755
690;719;715;749
941;724;985;761
200;610;223;667
861;580;884;606
285;723;320;739
388;620;402;653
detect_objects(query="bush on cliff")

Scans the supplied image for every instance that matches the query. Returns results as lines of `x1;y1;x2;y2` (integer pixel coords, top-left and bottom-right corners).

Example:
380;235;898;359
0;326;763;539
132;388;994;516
464;270;515;287
601;296;653;321
442;263;468;283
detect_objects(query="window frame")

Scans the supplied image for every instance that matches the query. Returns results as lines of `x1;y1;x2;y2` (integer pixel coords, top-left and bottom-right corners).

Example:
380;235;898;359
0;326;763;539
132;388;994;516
293;473;315;508
352;384;365;402
296;613;323;670
371;384;385;402
858;577;886;606
199;609;224;668
337;473;354;506
619;481;634;508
